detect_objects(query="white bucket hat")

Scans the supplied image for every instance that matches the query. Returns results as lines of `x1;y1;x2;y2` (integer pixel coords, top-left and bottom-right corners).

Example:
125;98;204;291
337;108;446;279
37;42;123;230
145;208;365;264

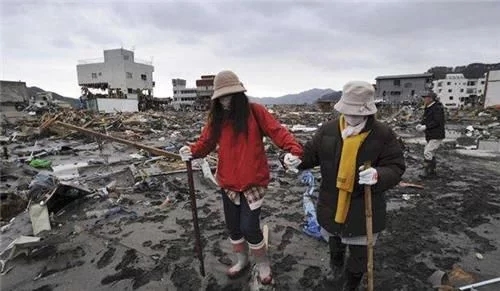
334;81;377;116
211;70;247;100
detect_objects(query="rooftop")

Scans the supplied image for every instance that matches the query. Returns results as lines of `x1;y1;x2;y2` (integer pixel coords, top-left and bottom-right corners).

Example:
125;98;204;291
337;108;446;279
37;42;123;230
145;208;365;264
376;73;433;80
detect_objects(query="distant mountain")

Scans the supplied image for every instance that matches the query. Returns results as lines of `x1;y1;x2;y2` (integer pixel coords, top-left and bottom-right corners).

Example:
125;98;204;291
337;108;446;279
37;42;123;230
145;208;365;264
427;63;500;80
27;86;79;107
251;88;335;105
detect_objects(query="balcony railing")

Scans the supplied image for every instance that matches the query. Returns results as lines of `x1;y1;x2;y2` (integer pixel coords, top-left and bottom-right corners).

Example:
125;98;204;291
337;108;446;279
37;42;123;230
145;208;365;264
78;58;105;65
135;58;153;65
77;57;152;65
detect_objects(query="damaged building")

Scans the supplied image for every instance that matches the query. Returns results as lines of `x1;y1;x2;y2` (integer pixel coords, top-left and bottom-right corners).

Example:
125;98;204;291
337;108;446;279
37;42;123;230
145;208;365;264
77;48;155;113
171;75;215;111
375;73;434;105
0;81;29;112
484;70;500;109
433;73;486;109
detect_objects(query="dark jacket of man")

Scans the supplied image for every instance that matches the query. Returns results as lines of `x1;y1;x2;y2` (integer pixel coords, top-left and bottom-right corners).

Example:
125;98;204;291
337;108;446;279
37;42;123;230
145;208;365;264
298;117;405;237
421;101;446;141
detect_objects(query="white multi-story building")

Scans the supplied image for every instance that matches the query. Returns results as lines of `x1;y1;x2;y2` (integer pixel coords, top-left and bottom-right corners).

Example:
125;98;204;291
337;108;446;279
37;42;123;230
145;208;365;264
433;73;486;109
76;48;154;112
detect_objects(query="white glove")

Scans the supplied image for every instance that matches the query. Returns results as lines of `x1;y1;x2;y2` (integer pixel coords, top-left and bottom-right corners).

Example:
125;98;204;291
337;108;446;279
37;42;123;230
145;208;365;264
283;153;301;174
415;124;426;132
284;153;301;169
359;166;378;185
179;145;192;161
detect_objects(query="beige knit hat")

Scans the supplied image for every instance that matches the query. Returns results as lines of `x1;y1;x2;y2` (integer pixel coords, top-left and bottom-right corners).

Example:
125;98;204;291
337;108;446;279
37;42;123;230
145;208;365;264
211;70;247;100
334;81;377;116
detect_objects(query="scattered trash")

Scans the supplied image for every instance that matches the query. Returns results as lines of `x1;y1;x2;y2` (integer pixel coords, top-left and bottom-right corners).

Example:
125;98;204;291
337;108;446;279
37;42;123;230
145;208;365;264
157;196;173;210
427;264;477;289
402;194;420;201
300;171;325;241
28;158;52;169
290;124;317;132
29;204;51;235
398;181;425;189
0;235;41;264
28;173;58;201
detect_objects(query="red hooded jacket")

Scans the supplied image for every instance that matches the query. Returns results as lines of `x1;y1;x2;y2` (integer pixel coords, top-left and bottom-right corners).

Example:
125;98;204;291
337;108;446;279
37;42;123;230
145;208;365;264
190;103;303;192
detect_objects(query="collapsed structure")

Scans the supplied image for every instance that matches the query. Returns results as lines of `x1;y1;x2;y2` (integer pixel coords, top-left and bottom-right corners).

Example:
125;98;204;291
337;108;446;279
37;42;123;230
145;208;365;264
76;49;155;113
171;75;215;111
374;73;434;105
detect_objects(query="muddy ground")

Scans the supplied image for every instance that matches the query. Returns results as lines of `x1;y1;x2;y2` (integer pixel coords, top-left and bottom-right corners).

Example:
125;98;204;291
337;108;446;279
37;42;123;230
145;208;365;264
1;116;500;291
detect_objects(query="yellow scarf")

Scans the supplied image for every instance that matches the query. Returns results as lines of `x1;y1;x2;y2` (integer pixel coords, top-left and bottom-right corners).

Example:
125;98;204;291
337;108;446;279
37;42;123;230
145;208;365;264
335;116;369;223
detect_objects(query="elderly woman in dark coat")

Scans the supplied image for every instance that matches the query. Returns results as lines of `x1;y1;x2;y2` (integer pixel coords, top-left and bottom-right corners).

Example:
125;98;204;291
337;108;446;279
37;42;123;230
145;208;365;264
295;81;406;290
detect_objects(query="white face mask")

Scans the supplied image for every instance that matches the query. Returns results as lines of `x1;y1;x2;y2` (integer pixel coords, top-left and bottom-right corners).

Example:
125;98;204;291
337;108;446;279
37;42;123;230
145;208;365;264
344;114;366;126
219;95;232;110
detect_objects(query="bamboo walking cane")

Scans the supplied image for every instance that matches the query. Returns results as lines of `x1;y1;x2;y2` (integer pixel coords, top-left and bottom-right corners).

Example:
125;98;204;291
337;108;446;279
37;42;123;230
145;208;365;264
363;161;374;291
186;160;206;277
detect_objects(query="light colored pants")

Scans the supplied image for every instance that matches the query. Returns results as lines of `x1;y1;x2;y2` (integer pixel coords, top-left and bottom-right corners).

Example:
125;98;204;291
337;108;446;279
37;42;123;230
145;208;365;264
320;227;379;246
424;139;443;160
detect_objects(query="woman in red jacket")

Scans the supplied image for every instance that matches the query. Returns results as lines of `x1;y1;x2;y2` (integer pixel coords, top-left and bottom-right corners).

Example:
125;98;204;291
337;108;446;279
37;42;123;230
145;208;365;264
179;70;303;284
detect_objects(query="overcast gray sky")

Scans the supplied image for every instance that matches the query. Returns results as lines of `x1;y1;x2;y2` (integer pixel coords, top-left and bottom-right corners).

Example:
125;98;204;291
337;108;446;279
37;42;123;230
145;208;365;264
1;0;499;98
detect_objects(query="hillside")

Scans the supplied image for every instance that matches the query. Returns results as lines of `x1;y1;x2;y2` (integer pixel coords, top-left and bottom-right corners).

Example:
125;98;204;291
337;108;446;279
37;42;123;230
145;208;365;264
427;62;500;80
251;88;335;105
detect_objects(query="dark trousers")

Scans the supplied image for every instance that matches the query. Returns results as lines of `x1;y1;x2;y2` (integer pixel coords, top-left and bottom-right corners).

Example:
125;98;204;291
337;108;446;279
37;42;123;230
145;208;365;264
330;236;368;274
346;245;367;274
222;191;263;245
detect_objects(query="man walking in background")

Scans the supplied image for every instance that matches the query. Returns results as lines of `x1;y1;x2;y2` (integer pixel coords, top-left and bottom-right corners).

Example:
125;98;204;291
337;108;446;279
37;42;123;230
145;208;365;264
416;92;446;179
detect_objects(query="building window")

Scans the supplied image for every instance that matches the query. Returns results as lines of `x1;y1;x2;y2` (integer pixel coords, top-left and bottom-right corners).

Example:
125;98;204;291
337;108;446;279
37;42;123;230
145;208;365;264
128;88;133;93
479;90;482;93
438;89;442;93
448;89;452;93
124;55;130;60
98;72;102;76
141;74;147;81
449;96;454;100
460;89;464;93
91;73;97;79
437;82;442;87
447;82;451;85
382;91;386;96
404;82;412;88
411;90;415;96
390;91;401;96
393;80;401;86
481;81;485;84
467;81;476;86
126;72;133;79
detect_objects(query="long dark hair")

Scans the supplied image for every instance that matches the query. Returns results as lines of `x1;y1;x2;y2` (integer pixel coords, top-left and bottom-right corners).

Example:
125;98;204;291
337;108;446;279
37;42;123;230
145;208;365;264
207;92;250;144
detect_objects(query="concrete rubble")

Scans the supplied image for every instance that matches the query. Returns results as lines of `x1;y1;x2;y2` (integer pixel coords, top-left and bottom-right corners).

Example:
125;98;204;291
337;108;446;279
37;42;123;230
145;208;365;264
1;105;500;290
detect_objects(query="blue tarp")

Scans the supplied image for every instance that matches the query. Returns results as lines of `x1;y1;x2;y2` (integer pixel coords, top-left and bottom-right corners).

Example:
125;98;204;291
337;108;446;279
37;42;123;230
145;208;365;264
301;171;327;242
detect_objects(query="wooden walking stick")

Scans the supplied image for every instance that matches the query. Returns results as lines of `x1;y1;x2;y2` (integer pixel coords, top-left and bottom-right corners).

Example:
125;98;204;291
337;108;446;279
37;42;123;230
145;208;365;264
363;161;374;291
186;160;206;277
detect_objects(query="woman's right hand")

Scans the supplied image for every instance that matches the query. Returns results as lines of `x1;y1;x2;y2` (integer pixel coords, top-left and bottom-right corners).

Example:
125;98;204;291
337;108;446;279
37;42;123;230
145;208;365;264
179;146;192;161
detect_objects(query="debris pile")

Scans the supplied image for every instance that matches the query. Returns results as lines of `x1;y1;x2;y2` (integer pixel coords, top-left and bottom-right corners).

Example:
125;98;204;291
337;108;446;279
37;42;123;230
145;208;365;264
1;105;499;290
